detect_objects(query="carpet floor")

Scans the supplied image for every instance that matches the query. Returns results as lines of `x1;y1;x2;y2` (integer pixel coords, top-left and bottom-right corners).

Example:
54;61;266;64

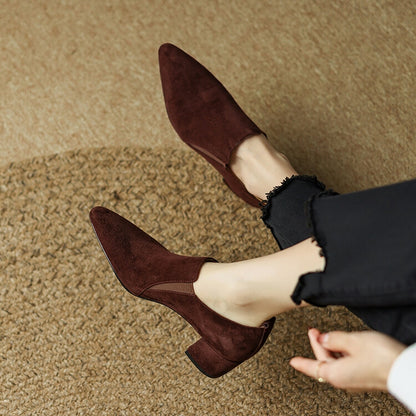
0;146;409;415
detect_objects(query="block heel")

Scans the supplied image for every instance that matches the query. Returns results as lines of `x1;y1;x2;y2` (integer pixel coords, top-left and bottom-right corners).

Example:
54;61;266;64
185;338;239;378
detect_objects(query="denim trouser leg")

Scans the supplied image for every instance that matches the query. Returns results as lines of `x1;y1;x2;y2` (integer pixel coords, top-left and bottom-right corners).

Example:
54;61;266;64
262;176;416;345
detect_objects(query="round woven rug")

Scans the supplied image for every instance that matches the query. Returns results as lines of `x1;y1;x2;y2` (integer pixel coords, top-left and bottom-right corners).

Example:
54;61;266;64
0;147;409;415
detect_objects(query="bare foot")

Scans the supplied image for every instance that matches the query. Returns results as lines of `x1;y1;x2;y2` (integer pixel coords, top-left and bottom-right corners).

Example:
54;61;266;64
230;134;298;199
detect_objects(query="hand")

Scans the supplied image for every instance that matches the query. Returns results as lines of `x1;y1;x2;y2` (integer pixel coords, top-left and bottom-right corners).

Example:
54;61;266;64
290;329;406;391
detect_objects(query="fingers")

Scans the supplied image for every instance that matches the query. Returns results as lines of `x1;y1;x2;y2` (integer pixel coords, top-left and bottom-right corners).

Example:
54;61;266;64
289;357;329;382
291;330;400;392
289;329;332;381
289;357;318;379
318;331;356;353
308;328;335;362
290;330;358;388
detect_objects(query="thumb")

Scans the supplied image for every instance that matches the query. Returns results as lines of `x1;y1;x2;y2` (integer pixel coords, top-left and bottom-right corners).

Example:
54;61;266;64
319;331;356;353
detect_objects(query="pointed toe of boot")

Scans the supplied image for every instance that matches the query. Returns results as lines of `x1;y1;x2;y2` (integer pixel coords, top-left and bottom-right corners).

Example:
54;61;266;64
159;42;220;97
89;206;170;296
158;42;186;70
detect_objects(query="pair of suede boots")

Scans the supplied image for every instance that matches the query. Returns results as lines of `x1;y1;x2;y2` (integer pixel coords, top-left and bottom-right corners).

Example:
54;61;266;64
91;43;288;378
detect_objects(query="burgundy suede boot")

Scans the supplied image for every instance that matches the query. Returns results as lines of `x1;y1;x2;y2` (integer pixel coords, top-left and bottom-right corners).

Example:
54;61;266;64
90;206;275;378
159;43;266;207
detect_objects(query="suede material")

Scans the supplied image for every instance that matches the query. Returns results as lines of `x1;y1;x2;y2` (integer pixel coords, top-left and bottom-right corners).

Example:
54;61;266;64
201;153;262;207
186;338;238;378
159;43;263;207
90;206;208;295
186;319;274;378
90;206;274;376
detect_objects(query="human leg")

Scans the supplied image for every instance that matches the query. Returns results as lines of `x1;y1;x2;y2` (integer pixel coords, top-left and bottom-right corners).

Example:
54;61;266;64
229;133;298;200
290;179;416;345
158;43;415;352
195;237;324;327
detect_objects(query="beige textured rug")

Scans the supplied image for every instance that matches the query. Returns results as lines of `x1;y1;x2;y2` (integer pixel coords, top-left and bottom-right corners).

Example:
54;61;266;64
0;147;409;415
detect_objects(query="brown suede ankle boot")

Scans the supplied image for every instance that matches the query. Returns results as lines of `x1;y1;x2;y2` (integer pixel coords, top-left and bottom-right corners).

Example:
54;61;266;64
159;43;266;207
90;206;274;378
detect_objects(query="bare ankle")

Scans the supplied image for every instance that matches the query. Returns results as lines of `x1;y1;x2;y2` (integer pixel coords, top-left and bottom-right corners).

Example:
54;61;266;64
230;134;298;199
225;276;257;308
194;263;272;327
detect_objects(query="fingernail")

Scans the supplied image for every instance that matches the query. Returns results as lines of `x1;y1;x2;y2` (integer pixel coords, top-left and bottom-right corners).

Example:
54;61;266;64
319;333;329;344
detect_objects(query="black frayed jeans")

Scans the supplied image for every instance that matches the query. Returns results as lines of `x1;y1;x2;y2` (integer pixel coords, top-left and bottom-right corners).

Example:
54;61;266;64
261;176;416;345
